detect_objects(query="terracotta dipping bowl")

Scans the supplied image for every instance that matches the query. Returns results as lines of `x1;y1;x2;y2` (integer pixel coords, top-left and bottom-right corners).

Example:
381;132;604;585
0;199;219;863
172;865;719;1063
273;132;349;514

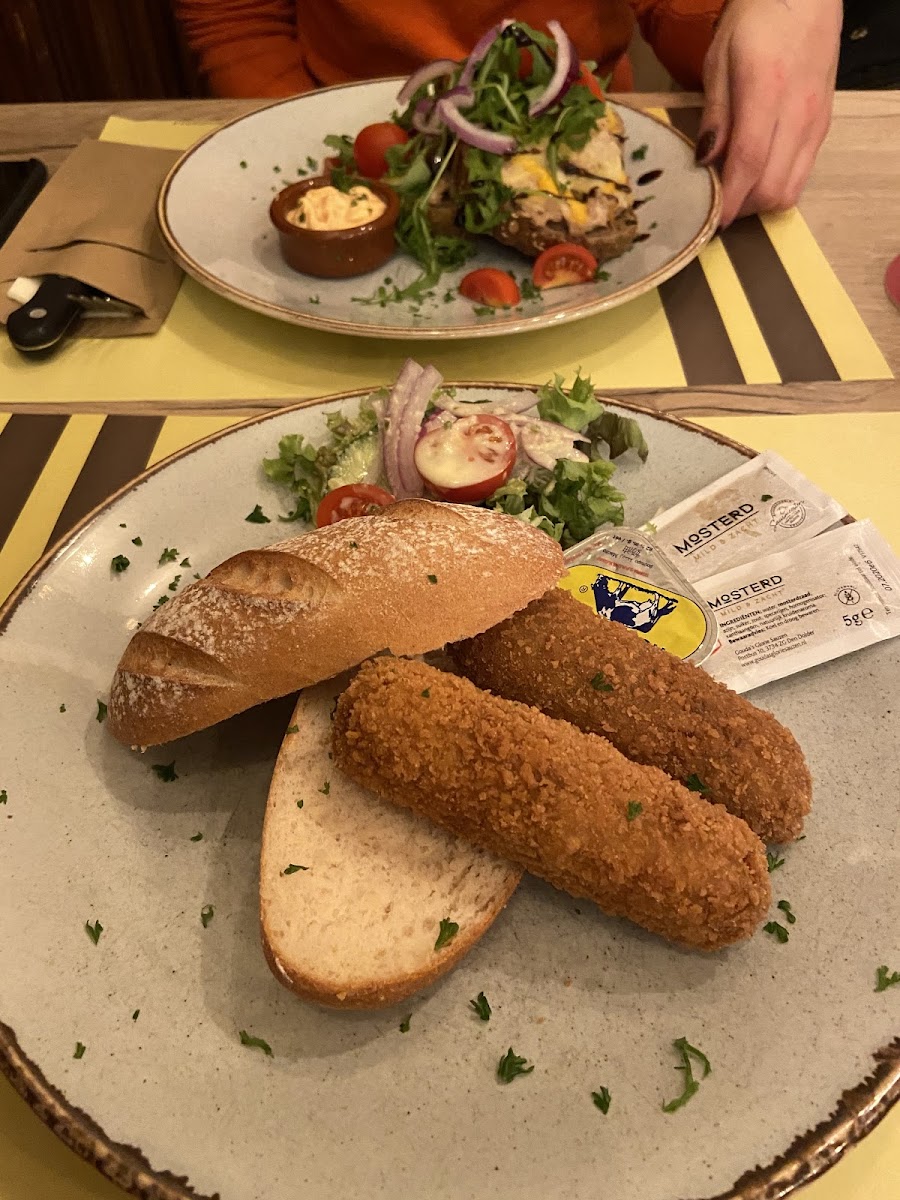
269;176;400;279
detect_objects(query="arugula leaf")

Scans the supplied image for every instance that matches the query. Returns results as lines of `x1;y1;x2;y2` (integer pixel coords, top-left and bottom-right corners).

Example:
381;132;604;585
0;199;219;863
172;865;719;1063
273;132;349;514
536;372;603;431
662;1037;710;1112
239;1030;273;1056
469;992;492;1021
497;1047;534;1083
435;917;459;950
586;411;649;463
592;1087;611;1113
875;965;900;992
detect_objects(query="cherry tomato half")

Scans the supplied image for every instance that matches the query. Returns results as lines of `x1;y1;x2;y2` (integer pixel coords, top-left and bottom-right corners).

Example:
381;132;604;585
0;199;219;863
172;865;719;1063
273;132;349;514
414;414;517;504
517;46;534;80
352;123;409;179
315;483;396;527
459;268;521;309
532;242;599;289
576;63;605;100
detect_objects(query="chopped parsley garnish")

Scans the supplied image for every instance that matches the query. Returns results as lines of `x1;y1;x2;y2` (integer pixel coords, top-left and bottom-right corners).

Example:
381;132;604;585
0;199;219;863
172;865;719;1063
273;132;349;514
348;540;358;549
159;547;178;564
662;1037;710;1112
286;724;299;735
110;554;130;573
308;295;321;304
132;536;143;546
473;304;495;317
119;523;126;528
777;899;796;925
434;917;459;951
761;494;773;502
273;165;281;173
85;919;103;945
168;574;181;592
296;800;304;810
469;992;491;1021
590;671;613;692
283;864;308;875
685;773;710;794
59;703;66;713
427;573;438;584
306;155;318;171
152;595;169;610
766;851;785;872
626;801;643;822
0;790;6;805
190;832;203;842
240;160;247;169
132;1010;140;1021
591;1087;611;1113
764;920;789;943
631;143;648;161
179;557;190;568
152;761;178;783
595;267;611;282
96;700;108;723
874;965;900;993
245;504;271;524
319;780;331;795
421;688;431;699
73;1042;86;1059
200;904;215;928
399;1014;412;1033
239;1030;273;1056
497;1048;534;1083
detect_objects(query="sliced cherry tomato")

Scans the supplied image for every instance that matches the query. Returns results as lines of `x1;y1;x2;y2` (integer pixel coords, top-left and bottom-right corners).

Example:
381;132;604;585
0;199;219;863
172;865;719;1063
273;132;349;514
459;268;521;309
576;63;605;100
315;483;396;528
532;243;599;290
352;123;409;179
517;46;534;80
414;415;517;504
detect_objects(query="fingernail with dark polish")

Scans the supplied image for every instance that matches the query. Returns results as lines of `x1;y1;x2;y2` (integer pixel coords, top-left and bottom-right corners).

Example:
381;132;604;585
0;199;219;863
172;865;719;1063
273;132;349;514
695;129;716;164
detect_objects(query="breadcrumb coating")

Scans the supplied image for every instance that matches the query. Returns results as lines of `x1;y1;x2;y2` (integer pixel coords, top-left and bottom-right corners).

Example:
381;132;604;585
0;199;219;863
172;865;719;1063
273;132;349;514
450;590;812;843
333;657;770;951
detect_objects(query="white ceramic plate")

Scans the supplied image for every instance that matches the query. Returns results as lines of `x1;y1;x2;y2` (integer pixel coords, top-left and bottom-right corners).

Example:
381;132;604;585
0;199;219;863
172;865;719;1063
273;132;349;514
158;82;720;339
1;389;897;1200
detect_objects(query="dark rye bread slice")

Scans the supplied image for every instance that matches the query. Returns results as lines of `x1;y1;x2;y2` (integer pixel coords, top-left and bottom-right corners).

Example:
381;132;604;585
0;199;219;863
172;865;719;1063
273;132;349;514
108;500;564;747
260;677;522;1008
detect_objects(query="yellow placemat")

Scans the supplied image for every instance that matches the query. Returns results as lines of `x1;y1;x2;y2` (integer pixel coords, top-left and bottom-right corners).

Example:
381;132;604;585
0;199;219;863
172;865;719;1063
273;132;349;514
0;116;890;409
1;409;899;1199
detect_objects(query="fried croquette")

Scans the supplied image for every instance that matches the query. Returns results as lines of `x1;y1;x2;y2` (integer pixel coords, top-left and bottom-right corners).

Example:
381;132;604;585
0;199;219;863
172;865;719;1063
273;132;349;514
449;589;811;844
333;658;771;952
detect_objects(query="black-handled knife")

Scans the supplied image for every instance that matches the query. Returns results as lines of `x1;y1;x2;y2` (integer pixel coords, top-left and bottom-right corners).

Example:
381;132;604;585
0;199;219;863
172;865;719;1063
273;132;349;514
6;275;141;355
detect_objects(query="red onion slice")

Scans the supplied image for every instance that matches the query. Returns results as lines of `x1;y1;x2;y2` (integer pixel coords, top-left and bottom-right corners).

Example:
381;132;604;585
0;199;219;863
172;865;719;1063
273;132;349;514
438;394;539;417
396;365;444;496
529;20;579;116
519;419;589;470
436;98;516;155
397;59;459;106
459;19;515;87
383;359;423;496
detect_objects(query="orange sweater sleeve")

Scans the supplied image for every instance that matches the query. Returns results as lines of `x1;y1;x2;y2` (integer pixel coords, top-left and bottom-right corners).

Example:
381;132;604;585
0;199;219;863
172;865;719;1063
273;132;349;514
627;0;723;90
174;0;315;97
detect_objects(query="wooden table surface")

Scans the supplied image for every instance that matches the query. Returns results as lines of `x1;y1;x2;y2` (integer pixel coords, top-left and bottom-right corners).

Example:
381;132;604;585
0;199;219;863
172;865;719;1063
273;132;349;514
0;91;897;418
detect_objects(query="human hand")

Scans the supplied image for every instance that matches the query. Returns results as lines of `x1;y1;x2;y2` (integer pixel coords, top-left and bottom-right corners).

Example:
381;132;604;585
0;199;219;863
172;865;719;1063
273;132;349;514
697;0;842;226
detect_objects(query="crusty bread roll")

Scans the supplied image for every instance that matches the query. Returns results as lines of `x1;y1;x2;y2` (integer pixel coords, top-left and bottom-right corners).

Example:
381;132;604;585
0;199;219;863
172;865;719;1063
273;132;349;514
108;499;564;747
261;676;521;1008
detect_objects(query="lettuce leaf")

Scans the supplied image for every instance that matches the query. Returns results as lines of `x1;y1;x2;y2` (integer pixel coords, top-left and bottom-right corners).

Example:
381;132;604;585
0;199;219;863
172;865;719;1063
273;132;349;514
487;459;624;548
536;371;603;431
586;411;649;462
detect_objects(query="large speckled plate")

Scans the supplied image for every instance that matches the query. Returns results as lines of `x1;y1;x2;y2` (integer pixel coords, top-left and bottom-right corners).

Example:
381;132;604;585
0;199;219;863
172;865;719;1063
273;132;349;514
0;388;897;1200
158;81;719;339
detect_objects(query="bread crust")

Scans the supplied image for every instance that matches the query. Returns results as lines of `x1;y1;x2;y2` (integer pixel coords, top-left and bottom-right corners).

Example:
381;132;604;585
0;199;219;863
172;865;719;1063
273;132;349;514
107;500;564;747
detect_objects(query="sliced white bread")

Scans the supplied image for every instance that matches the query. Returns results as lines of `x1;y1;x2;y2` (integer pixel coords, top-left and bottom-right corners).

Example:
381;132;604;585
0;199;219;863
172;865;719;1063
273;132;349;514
260;675;522;1009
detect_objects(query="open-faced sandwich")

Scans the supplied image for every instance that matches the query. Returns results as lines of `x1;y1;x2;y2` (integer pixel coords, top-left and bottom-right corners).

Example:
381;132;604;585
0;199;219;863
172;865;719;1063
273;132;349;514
288;19;639;302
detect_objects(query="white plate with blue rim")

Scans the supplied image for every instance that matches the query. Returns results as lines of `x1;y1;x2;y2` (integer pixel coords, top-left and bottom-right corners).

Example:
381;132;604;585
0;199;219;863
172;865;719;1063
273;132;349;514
158;80;719;340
